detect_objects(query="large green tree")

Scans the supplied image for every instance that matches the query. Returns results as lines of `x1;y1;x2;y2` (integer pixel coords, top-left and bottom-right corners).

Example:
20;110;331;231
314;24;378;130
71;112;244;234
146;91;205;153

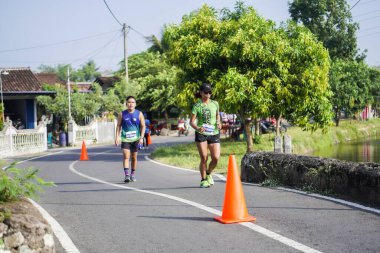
329;59;372;125
163;3;332;151
289;0;360;61
37;85;103;127
369;68;380;117
129;51;180;124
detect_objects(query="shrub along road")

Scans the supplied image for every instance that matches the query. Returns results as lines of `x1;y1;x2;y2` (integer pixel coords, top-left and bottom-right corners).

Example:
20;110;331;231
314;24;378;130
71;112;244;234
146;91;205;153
16;135;380;253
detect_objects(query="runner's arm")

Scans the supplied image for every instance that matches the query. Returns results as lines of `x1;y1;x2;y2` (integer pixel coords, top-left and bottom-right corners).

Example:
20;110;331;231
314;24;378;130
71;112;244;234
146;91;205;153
115;113;122;146
139;112;146;143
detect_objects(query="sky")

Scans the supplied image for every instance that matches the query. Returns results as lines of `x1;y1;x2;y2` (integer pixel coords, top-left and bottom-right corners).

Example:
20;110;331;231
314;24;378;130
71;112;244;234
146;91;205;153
1;0;379;74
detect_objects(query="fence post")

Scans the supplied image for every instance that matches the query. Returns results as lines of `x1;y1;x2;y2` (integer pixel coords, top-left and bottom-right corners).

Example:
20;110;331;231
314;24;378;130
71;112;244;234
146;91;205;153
284;134;292;153
274;135;282;153
68;119;74;146
95;119;99;143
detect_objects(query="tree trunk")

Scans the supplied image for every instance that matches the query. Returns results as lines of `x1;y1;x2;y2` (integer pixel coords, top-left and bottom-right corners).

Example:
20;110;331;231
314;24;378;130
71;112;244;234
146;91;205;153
276;116;281;136
254;118;260;136
245;119;254;152
164;109;169;129
334;109;340;126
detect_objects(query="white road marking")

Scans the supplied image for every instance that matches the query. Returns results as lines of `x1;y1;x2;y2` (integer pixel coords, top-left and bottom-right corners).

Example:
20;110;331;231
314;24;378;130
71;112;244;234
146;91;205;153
28;199;80;253
1;151;64;170
147;156;380;215
1;151;79;253
18;149;378;253
70;158;323;253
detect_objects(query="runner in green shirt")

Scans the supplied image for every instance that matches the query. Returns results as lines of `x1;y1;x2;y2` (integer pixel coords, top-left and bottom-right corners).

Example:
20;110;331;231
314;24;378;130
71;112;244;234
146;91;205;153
190;83;221;188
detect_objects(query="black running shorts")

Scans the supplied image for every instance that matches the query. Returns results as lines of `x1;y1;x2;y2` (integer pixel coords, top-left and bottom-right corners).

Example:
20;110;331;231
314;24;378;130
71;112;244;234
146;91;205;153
195;132;220;144
121;141;139;152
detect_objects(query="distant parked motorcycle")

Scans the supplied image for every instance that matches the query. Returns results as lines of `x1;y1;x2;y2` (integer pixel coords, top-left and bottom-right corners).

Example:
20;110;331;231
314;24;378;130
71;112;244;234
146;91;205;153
177;119;189;137
13;118;25;129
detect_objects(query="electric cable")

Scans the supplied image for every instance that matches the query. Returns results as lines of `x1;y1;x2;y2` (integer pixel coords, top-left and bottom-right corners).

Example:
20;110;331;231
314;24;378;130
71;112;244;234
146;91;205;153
103;0;123;27
68;31;122;65
0;29;119;54
350;0;362;11
353;9;380;18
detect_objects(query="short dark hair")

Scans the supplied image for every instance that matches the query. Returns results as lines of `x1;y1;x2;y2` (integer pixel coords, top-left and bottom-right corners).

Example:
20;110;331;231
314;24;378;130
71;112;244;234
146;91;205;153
126;96;136;102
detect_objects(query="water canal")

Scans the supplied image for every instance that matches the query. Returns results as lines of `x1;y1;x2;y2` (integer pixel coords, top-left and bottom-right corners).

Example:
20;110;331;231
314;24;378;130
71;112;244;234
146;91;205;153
311;137;380;163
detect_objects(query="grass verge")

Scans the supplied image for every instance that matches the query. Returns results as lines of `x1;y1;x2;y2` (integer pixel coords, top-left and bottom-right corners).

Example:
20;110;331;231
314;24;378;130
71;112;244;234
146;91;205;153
151;118;380;174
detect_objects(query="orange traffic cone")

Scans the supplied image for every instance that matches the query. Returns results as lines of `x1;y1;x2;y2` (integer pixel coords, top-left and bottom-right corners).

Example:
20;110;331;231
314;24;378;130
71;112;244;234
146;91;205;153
147;133;152;145
214;155;256;224
79;141;89;161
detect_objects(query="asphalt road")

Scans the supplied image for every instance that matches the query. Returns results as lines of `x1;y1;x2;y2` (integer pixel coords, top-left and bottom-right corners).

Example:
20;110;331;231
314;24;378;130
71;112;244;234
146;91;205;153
16;134;380;253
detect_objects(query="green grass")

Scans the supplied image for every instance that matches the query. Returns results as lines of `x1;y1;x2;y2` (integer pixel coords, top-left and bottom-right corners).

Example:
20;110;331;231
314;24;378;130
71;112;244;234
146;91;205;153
151;118;380;174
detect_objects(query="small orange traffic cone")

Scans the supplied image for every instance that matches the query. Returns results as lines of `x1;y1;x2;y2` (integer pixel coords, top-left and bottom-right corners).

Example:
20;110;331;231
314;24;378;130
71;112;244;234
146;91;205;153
214;155;256;224
79;140;89;161
147;133;152;145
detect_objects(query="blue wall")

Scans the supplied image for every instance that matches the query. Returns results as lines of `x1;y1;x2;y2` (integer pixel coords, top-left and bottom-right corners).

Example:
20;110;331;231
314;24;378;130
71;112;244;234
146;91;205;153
26;99;35;129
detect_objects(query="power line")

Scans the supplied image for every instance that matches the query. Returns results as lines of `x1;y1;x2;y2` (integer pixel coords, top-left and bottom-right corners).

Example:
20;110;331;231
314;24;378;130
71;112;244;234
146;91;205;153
357;14;380;22
0;31;122;66
103;0;123;27
353;9;380;18
129;26;150;40
358;30;380;38
0;29;120;54
358;25;380;32
69;31;122;65
350;0;362;10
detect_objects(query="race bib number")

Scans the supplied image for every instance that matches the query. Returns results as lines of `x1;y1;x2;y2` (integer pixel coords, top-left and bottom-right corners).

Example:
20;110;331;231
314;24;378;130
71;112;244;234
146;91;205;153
125;131;137;138
203;124;215;133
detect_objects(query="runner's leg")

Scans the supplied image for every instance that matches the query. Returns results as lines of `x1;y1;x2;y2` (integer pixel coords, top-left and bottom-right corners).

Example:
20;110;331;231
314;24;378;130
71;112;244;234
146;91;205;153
196;141;208;180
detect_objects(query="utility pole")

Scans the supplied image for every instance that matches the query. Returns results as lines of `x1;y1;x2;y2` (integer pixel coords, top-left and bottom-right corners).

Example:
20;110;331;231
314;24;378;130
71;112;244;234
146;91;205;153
123;23;129;83
67;66;72;120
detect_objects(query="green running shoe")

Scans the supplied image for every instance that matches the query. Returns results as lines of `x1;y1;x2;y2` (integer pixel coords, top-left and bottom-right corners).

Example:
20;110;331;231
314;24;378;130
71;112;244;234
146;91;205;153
200;180;210;188
206;174;214;185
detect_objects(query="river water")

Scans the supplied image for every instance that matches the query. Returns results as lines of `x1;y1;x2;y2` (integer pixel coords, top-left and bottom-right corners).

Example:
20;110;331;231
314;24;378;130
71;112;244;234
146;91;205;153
311;138;380;163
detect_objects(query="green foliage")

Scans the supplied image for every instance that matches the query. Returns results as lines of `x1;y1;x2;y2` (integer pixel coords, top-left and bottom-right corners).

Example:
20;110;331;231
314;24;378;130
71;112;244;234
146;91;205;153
151;118;380;174
0;103;4;130
0;163;55;203
253;135;262;144
37;83;120;125
289;0;361;61
260;178;281;187
0;208;11;222
162;3;332;150
115;51;182;115
330;59;372;124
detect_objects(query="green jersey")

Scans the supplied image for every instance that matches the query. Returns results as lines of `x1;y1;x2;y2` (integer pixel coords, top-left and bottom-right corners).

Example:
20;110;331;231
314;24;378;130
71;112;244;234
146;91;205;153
191;99;219;135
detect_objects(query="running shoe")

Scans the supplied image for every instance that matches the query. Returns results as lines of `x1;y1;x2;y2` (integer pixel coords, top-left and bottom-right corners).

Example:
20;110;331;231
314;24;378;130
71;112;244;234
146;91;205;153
206;174;214;185
200;180;210;188
124;175;130;183
130;175;136;182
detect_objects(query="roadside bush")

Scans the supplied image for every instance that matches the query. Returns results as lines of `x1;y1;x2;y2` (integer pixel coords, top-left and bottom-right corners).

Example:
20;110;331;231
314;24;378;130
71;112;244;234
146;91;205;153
0;163;55;203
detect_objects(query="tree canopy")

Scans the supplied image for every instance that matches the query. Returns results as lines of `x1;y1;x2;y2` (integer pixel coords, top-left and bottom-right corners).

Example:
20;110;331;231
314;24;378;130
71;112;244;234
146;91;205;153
162;3;332;151
289;0;361;61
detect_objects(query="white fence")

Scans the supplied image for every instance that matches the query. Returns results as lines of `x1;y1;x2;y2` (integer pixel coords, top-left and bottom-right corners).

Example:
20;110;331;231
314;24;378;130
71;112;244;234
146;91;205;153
0;118;116;158
0;119;47;158
70;119;116;146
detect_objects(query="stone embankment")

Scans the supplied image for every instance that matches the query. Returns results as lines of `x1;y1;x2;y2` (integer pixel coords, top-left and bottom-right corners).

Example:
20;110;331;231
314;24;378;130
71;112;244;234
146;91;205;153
241;151;380;208
0;199;55;253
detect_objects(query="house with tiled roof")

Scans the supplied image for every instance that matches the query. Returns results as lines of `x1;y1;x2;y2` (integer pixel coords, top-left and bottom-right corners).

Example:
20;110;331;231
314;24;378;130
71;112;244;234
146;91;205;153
0;67;55;129
94;76;120;92
35;72;64;86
